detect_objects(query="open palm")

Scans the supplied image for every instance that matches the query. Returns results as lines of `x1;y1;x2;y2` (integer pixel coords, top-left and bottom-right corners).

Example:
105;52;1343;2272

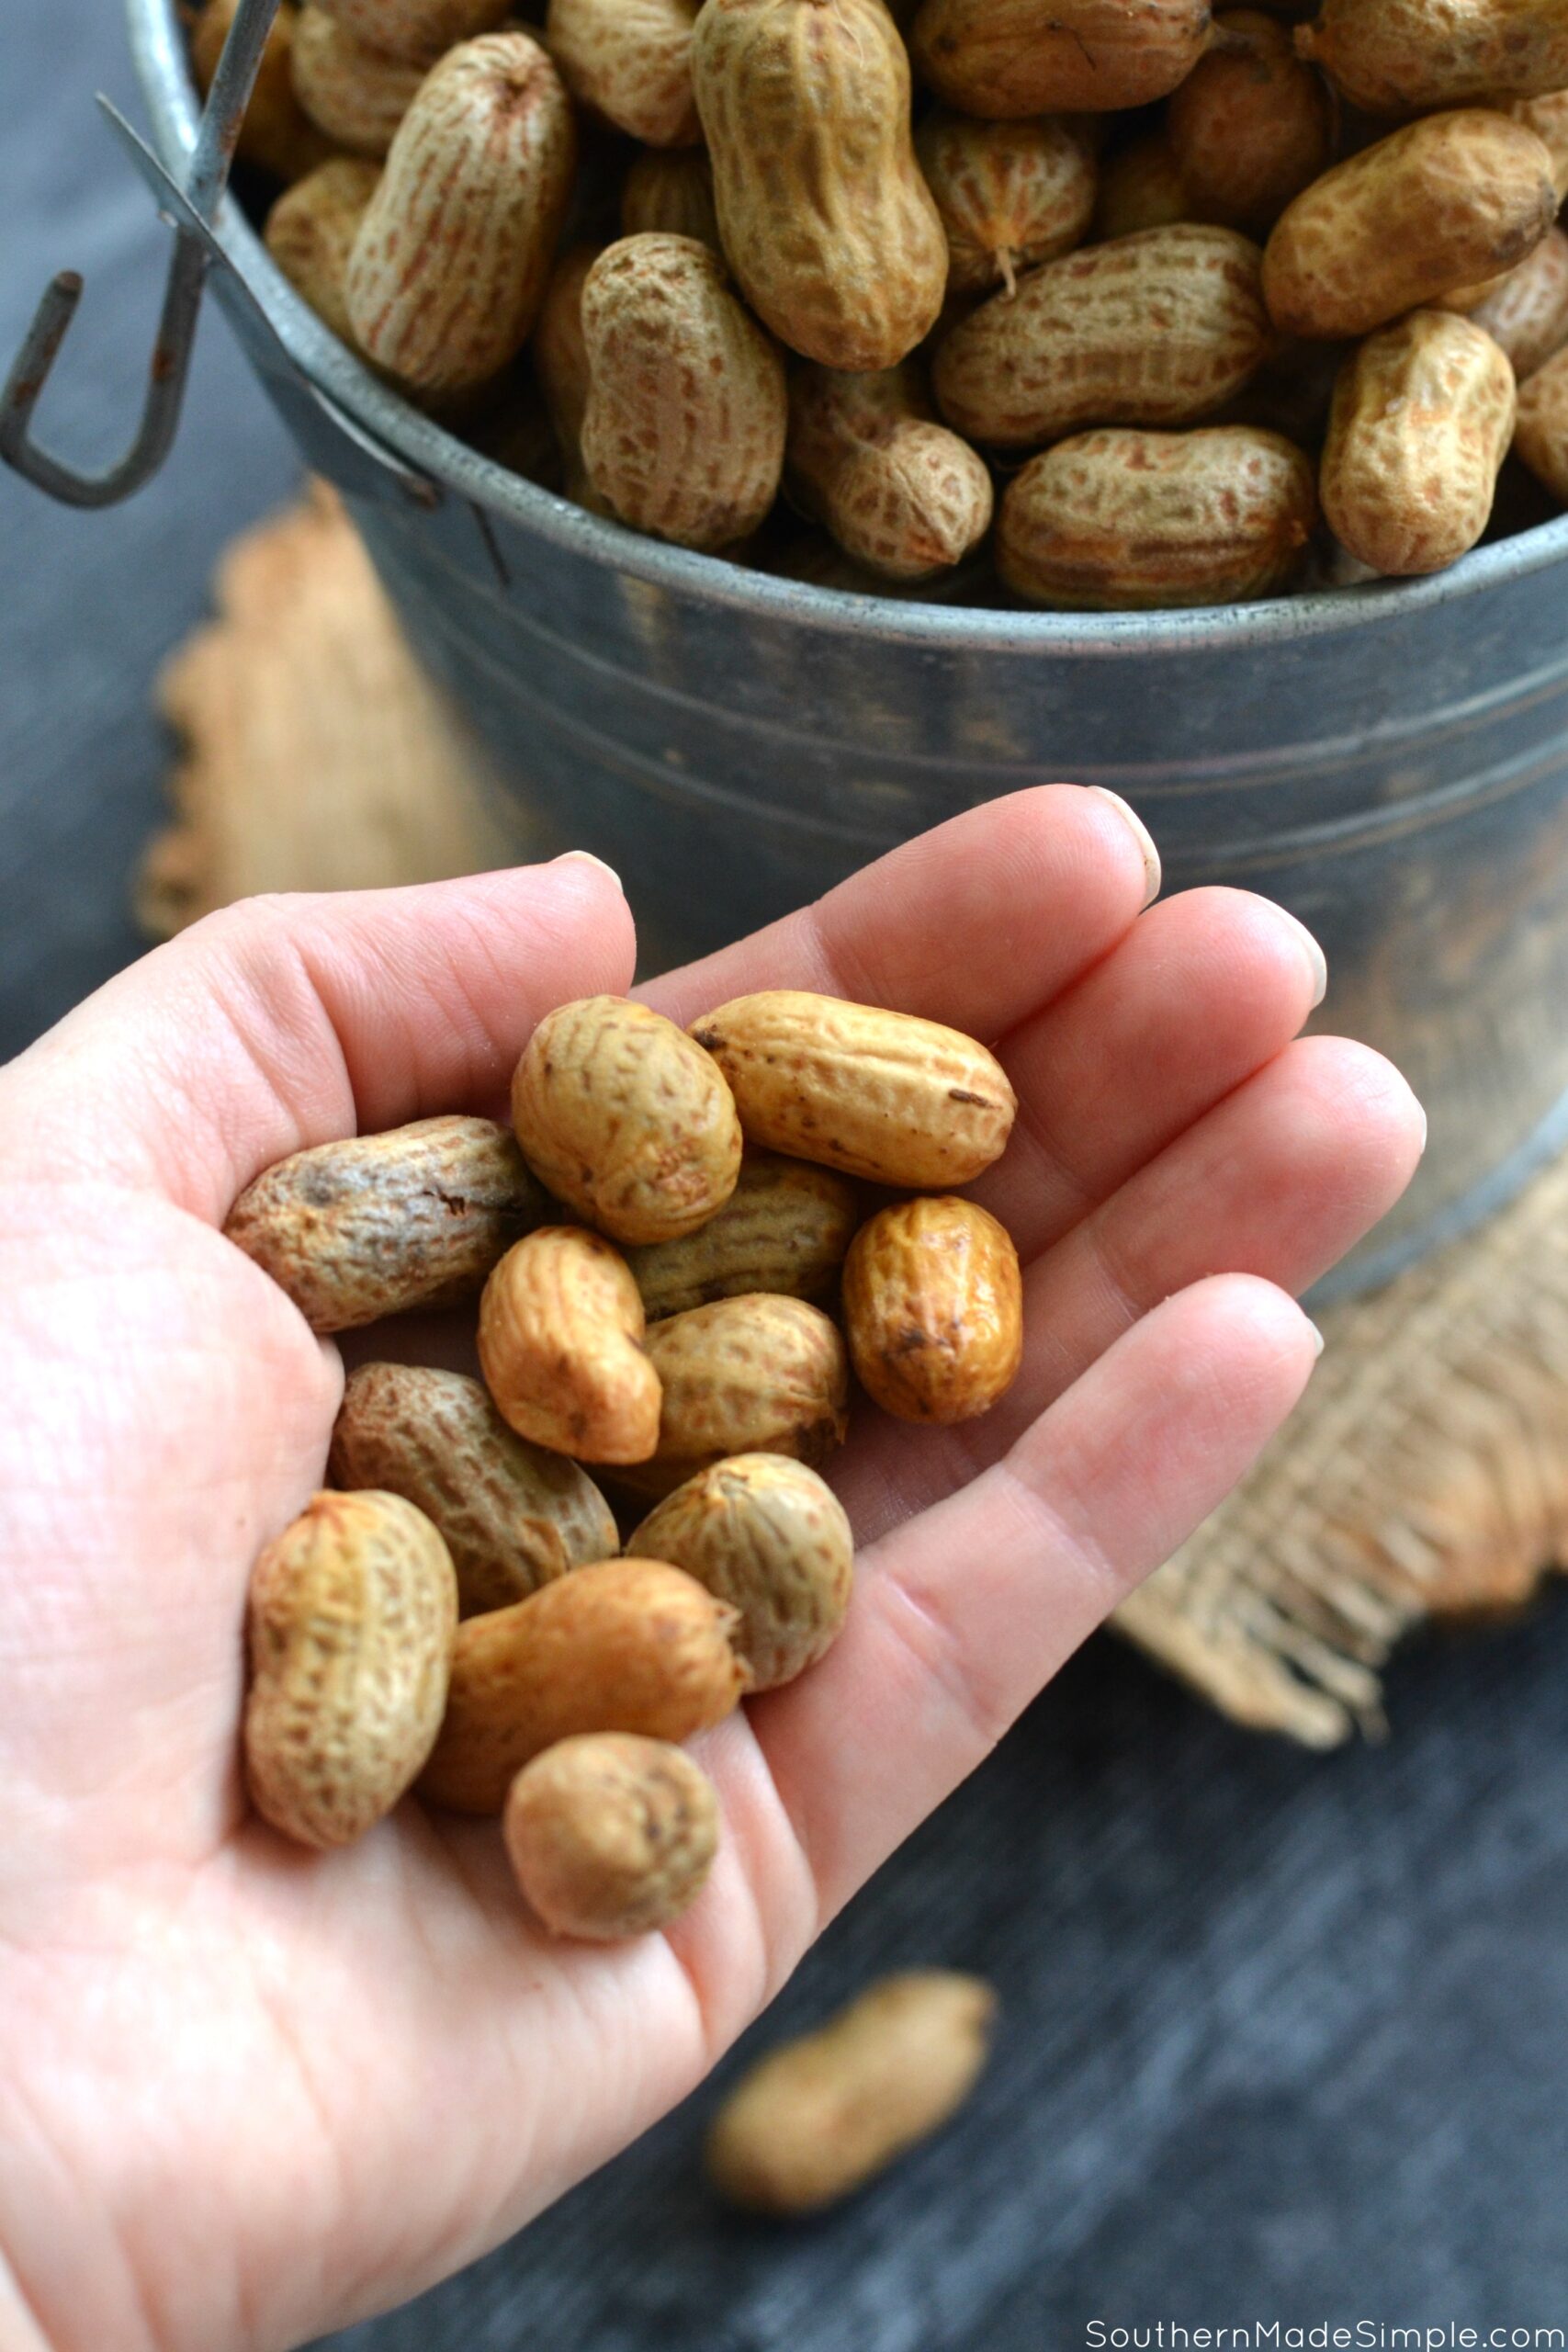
0;788;1422;2352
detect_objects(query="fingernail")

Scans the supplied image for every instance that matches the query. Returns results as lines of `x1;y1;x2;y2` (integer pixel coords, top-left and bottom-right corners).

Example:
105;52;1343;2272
1279;908;1328;1009
1087;786;1161;909
556;849;623;890
1308;1319;1325;1358
1414;1102;1429;1157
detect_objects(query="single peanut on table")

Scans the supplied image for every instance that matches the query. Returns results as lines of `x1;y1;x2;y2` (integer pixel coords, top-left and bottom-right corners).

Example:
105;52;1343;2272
630;1453;854;1688
330;1363;619;1617
479;1226;662;1465
512;994;743;1244
245;1490;458;1849
420;1556;748;1813
224;1115;549;1332
843;1196;1024;1422
1321;311;1517;577
690;990;1017;1187
706;1971;998;2212
503;1733;721;1939
998;424;1318;610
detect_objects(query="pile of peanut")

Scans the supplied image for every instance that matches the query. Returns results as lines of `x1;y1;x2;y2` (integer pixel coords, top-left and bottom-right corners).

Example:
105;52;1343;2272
197;0;1568;608
228;989;1021;1950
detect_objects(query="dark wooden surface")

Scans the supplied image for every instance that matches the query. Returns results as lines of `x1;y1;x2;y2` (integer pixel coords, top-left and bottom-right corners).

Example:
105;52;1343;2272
4;7;1567;2346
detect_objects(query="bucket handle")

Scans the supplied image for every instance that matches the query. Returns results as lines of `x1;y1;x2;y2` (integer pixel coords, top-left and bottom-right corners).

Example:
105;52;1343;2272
2;0;282;508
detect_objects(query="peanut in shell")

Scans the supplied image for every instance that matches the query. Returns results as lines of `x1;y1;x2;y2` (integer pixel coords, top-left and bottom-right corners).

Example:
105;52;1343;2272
842;1196;1023;1423
911;0;1213;119
617;1294;852;1501
503;1734;720;1939
478;1226;662;1465
621;1148;860;1322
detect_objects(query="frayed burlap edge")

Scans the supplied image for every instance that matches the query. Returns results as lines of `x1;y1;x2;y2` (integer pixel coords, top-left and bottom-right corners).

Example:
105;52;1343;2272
1113;1148;1568;1746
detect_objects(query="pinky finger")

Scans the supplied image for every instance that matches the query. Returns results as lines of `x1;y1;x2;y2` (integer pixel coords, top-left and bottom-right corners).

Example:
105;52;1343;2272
752;1274;1322;1922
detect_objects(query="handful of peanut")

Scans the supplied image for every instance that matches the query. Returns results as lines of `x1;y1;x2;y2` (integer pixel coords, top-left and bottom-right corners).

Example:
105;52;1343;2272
202;0;1568;605
226;988;1021;1945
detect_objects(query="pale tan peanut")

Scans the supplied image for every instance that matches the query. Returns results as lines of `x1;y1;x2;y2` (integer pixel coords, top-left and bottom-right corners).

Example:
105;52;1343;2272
580;237;789;552
1515;344;1568;502
691;990;1017;1185
630;1453;853;1687
1512;89;1568;200
706;1973;998;2213
478;1227;662;1464
512;994;744;1244
841;1196;1023;1423
192;0;333;182
998;424;1318;608
503;1735;720;1939
622;1149;861;1321
912;0;1213;117
532;242;608;505
1094;131;1193;242
693;0;948;372
618;1295;852;1500
244;1490;457;1849
1295;0;1568;118
620;147;721;251
1468;230;1568;378
1261;111;1557;342
265;156;381;342
291;6;425;156
420;1557;748;1812
1321;311;1516;576
785;362;994;582
313;0;511;63
224;1115;548;1332
915;113;1097;299
329;1363;620;1617
934;224;1271;455
346;33;576;393
1168;9;1334;233
547;0;702;146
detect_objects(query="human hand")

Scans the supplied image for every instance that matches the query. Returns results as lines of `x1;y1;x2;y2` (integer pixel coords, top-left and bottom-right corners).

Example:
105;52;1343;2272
0;788;1422;2352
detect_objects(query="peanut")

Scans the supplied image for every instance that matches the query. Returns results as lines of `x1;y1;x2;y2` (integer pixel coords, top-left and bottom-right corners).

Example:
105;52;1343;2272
502;1734;720;1939
532;242;607;504
618;1295;852;1500
312;0;511;64
478;1227;662;1464
915;113;1098;299
547;0;703;147
1321;311;1517;576
345;32;576;393
1262;111;1557;342
244;1490;457;1849
264;156;381;343
329;1363;619;1616
420;1557;748;1812
224;1114;548;1332
291;6;426;157
511;993;743;1244
841;1196;1023;1422
911;0;1213;118
933;225;1272;453
193;0;333;183
693;0;948;371
1167;9;1334;234
629;1453;853;1687
1094;130;1193;243
1514;343;1568;503
785;362;995;582
691;989;1017;1185
621;1149;861;1321
706;1971;998;2213
1296;0;1568;119
1512;88;1568;200
1468;229;1568;379
620;148;722;251
580;236;789;551
998;424;1318;608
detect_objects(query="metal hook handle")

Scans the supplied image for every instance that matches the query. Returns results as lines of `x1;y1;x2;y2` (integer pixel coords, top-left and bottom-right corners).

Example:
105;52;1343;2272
0;0;285;508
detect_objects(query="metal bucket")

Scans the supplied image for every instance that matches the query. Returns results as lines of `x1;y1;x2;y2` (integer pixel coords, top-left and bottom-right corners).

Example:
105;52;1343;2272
94;4;1568;1290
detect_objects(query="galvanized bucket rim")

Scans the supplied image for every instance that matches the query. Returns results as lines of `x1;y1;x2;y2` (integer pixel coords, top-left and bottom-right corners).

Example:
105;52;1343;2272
133;0;1568;655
